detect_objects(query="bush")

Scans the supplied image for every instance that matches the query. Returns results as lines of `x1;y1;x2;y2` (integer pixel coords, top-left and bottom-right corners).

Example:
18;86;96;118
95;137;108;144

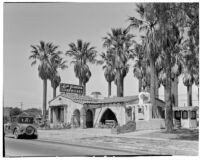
111;121;136;134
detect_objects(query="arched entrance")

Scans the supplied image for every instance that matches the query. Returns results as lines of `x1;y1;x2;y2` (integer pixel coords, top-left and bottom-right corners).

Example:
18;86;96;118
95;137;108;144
73;109;80;127
100;108;118;124
86;109;93;128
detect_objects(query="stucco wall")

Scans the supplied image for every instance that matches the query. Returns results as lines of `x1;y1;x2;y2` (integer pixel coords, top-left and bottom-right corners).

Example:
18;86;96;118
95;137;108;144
49;96;83;125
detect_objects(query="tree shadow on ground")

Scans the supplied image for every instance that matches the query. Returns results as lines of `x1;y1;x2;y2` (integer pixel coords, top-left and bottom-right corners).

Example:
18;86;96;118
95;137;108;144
163;128;199;141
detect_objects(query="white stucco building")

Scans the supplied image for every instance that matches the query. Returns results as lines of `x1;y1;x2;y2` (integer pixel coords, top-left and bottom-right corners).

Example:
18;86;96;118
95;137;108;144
48;92;166;130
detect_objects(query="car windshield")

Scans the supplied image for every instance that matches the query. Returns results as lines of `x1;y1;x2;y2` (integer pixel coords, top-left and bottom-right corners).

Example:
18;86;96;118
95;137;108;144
18;117;34;124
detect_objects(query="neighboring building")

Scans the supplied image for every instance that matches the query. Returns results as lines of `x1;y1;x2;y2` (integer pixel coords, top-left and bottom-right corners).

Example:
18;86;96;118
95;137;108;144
48;92;166;130
173;106;199;128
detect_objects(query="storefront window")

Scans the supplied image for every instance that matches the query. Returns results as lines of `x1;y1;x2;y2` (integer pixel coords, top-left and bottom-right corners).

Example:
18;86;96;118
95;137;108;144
191;111;196;120
182;111;188;119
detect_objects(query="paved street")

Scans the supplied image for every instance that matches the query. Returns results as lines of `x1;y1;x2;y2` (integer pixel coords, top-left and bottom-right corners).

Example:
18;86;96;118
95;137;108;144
5;137;139;157
4;128;199;156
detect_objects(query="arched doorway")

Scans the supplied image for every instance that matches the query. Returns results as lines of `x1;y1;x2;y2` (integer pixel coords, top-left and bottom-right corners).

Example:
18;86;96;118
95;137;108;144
86;109;93;128
100;108;118;124
73;109;80;127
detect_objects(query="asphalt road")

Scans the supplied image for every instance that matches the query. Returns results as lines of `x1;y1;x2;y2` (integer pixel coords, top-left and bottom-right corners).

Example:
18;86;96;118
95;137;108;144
5;137;137;157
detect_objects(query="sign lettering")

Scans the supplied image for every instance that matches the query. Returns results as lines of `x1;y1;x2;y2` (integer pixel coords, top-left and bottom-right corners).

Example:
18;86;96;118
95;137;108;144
60;83;83;95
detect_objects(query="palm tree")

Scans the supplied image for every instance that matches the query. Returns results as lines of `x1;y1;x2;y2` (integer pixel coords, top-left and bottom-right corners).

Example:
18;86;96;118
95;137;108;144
49;52;67;98
155;4;185;132
181;39;198;106
103;28;135;97
133;43;151;92
66;40;97;95
50;73;61;98
128;4;160;118
29;41;59;119
101;51;115;97
180;3;199;105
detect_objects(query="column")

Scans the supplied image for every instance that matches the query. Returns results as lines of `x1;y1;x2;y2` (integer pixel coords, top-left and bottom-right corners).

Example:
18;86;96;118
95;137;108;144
80;107;86;129
53;108;57;124
48;107;51;122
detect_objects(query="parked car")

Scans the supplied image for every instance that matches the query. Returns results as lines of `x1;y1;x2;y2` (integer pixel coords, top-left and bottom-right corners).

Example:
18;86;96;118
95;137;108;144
4;115;38;139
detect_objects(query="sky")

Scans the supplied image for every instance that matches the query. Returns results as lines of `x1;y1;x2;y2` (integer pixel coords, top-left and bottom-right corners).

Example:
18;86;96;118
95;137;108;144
3;2;199;110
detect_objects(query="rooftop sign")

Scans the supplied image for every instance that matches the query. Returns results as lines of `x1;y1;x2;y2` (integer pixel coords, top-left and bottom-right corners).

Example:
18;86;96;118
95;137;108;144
60;83;83;95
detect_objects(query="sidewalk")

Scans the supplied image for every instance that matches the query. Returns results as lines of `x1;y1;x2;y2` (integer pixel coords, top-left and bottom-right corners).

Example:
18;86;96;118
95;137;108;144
37;128;199;156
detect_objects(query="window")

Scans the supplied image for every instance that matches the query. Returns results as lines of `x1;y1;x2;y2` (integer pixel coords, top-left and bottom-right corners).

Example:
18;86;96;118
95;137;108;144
191;111;196;120
126;108;132;117
18;117;34;124
182;111;188;119
138;107;144;114
174;111;181;119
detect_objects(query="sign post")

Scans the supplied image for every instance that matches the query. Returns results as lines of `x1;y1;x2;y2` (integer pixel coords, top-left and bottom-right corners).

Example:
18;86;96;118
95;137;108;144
60;83;84;95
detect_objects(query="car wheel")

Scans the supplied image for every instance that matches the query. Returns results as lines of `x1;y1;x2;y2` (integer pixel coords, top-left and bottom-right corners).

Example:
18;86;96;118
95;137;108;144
14;129;20;139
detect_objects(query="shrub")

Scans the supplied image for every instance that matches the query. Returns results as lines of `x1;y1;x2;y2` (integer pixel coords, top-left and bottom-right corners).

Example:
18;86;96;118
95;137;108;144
111;121;136;134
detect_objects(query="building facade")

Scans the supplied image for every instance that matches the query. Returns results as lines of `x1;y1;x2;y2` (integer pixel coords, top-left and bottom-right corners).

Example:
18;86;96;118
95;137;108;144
48;92;166;130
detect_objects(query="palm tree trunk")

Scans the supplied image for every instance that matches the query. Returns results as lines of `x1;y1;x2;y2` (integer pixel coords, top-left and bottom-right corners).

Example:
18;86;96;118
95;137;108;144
165;53;173;133
116;70;123;97
83;83;86;96
43;79;47;120
79;79;82;86
53;87;56;98
187;85;192;106
165;76;173;132
117;77;123;97
171;77;178;107
139;78;142;92
150;57;158;118
108;81;111;97
171;79;175;108
155;72;159;98
121;77;124;97
197;85;199;105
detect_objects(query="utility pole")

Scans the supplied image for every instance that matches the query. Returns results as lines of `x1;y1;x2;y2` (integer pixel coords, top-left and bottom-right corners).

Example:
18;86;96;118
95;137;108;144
20;102;23;111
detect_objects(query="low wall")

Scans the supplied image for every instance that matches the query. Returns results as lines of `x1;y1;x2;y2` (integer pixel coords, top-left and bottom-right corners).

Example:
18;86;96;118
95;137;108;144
136;119;165;130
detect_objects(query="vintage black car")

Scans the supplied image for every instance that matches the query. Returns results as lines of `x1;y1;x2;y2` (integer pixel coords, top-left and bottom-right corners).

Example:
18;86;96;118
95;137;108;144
4;115;38;139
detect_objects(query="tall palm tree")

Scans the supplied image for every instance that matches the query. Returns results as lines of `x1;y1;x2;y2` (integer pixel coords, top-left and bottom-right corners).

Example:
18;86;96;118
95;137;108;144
181;39;198;106
128;4;160;118
180;3;199;105
103;28;135;97
155;3;184;132
66;40;97;95
29;41;59;119
101;51;115;97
